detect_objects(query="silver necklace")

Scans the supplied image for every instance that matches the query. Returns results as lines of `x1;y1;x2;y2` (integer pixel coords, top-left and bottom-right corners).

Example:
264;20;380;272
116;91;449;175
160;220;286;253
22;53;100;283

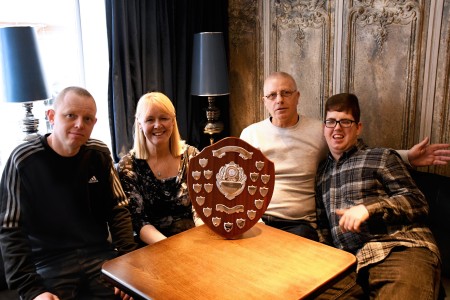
148;159;161;177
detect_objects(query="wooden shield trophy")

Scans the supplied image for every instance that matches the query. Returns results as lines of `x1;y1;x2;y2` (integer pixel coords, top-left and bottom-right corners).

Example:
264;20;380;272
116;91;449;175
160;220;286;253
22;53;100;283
188;137;275;239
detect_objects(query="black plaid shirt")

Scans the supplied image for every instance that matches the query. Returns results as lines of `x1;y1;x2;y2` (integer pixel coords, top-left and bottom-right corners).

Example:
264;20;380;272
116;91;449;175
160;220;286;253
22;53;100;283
315;139;440;271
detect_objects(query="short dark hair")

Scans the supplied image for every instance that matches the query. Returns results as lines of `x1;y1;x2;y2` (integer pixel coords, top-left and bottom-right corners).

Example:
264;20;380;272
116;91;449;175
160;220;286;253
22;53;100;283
325;93;361;123
54;86;95;111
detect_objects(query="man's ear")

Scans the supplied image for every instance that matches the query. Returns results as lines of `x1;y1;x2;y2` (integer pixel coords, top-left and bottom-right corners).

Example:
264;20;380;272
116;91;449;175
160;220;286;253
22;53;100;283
46;109;55;125
356;122;363;136
294;90;300;105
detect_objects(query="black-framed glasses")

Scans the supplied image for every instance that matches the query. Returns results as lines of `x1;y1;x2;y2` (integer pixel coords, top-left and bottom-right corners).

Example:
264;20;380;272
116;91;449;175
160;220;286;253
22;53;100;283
264;90;296;101
324;119;356;128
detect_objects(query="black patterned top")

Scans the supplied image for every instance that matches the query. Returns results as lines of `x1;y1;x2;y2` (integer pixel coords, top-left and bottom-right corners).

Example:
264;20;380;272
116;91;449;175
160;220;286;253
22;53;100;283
117;144;199;240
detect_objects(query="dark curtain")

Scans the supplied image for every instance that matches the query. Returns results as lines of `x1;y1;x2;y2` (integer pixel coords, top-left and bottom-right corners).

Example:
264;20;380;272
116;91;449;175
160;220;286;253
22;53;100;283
105;0;229;161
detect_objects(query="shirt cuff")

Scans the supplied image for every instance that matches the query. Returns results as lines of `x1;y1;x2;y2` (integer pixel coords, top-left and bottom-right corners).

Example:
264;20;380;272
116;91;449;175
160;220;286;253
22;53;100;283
396;149;411;167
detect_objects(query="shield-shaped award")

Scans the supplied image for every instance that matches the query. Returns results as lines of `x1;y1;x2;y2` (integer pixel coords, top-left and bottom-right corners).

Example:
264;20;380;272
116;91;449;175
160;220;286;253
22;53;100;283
188;137;275;239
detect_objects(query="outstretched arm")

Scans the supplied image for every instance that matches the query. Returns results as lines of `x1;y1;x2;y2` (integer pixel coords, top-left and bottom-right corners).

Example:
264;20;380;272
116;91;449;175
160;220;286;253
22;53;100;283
408;137;450;167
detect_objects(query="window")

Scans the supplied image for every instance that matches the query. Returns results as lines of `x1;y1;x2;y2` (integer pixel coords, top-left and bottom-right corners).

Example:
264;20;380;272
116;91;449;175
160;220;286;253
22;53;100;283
0;0;110;172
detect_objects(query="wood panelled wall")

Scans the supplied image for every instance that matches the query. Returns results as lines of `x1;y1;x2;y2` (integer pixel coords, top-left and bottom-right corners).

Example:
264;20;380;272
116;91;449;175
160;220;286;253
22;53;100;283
228;0;450;176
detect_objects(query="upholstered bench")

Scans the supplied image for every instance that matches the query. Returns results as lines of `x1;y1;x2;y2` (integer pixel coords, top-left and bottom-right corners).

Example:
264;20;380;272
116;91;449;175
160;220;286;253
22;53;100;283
411;170;450;299
0;170;449;299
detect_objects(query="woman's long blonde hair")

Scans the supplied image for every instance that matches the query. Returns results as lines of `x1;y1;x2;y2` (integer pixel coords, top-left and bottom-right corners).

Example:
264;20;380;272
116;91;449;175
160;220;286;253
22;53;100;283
132;92;183;159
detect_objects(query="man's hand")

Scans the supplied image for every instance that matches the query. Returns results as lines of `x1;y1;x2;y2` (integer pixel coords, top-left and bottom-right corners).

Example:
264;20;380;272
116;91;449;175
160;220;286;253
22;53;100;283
114;287;134;300
408;137;450;167
34;292;60;300
336;205;369;233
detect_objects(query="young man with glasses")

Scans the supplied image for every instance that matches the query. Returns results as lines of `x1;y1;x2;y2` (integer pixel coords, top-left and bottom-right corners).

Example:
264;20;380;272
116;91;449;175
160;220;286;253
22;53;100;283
315;93;440;299
240;71;450;241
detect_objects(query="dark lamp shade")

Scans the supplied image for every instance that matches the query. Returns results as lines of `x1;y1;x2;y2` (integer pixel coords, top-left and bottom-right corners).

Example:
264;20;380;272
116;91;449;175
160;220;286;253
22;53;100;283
191;32;229;96
0;26;50;103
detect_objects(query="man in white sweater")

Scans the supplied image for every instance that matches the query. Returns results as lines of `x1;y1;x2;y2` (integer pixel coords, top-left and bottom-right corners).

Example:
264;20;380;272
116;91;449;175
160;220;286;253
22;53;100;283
240;71;450;240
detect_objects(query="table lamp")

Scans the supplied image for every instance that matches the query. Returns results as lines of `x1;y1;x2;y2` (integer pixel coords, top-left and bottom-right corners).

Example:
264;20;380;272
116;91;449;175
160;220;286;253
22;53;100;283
191;32;229;144
0;26;50;140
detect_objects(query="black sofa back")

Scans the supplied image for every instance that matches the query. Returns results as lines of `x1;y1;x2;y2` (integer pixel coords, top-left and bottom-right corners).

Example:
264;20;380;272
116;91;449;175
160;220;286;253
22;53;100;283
0;170;448;298
410;170;450;277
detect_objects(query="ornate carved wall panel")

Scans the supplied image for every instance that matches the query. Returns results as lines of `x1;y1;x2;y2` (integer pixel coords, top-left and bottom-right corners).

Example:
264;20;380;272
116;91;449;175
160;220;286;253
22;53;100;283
428;0;450;175
340;0;427;150
268;0;333;119
228;0;262;137
228;0;450;175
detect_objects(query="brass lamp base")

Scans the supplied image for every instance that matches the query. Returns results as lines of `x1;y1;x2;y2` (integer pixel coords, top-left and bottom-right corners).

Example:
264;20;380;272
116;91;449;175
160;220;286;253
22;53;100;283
204;122;224;145
204;96;223;144
21;102;40;141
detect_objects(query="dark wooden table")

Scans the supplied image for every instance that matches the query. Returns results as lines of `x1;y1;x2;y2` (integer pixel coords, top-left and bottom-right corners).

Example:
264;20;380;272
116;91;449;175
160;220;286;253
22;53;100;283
102;223;356;299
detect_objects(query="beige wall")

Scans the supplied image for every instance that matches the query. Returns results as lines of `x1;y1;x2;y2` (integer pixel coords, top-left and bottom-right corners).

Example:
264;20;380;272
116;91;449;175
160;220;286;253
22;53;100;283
228;0;450;176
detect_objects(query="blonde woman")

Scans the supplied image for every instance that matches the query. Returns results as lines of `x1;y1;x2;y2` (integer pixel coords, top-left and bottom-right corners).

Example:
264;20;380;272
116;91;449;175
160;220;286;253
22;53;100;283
117;92;199;246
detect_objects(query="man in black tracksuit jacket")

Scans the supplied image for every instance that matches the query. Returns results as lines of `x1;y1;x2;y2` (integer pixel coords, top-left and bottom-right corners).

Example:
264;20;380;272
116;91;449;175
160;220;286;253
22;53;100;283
0;86;137;300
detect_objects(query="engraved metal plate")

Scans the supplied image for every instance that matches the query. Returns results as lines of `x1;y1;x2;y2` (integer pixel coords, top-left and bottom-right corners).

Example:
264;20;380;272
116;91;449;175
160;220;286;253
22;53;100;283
188;137;275;239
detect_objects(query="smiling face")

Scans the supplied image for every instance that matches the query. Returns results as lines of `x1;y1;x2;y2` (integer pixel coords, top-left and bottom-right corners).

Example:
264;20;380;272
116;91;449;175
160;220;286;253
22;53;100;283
138;103;174;149
324;110;362;160
263;73;300;128
47;89;97;156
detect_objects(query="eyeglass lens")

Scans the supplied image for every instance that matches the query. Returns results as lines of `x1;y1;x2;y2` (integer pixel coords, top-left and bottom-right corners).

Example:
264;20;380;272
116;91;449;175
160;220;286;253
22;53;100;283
324;119;355;128
265;90;295;100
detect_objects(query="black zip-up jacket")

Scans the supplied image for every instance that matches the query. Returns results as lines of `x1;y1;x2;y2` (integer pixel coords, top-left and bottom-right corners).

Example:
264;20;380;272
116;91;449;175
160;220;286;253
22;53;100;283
0;134;137;299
